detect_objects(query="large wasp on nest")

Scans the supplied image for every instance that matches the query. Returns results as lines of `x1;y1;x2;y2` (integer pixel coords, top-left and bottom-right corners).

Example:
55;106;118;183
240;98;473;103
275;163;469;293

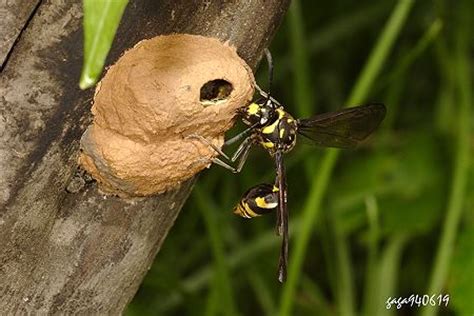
195;49;386;282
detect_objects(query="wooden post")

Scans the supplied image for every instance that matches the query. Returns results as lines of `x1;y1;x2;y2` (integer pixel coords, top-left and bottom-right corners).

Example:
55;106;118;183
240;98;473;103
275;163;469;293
0;0;290;313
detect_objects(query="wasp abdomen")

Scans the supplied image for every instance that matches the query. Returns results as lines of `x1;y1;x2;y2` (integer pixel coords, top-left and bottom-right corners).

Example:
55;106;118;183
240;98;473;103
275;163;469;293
233;183;279;218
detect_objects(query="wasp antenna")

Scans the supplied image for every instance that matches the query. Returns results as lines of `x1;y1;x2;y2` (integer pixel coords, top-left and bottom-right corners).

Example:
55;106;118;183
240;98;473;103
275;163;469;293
263;48;273;99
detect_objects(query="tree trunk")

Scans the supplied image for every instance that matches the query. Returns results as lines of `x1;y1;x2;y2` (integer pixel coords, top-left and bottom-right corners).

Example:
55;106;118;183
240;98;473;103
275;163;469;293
0;0;290;314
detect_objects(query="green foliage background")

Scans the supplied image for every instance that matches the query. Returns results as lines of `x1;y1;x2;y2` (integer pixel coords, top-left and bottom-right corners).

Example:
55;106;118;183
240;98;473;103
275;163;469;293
124;1;473;315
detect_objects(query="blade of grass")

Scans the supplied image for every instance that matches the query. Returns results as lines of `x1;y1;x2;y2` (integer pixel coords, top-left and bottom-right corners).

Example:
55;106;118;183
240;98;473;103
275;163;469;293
194;186;237;316
287;0;321;178
375;234;409;316
362;196;380;316
277;2;392;79
205;276;221;316
421;3;472;316
346;0;414;105
382;19;442;128
318;212;338;307
332;214;355;316
288;0;314;118
158;198;369;313
432;4;455;135
384;19;442;125
278;1;414;315
158;218;301;312
80;0;129;89
360;21;441;315
300;275;334;315
382;19;442;89
248;270;276;316
308;2;392;54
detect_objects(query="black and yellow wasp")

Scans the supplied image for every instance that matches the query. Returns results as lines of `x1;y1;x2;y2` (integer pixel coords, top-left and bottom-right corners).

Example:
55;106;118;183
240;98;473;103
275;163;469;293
197;49;386;282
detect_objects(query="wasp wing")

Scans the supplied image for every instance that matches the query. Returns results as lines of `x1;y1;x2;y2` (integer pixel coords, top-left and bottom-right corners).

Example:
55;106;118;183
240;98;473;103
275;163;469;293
297;103;386;148
275;150;288;283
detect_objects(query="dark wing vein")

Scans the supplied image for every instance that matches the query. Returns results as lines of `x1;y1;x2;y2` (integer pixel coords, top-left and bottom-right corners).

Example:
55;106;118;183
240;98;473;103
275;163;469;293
297;103;386;148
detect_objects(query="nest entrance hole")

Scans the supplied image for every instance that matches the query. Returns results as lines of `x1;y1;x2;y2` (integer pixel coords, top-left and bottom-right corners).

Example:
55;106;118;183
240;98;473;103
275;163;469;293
200;79;233;105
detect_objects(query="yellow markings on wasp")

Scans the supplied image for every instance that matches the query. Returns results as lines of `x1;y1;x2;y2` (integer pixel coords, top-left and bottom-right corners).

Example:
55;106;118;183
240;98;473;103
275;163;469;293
262;122;277;134
234;204;247;217
287;118;293;123
273;186;279;192
262;141;274;149
234;202;259;218
262;108;286;134
233;208;241;217
255;197;266;208
247;103;260;115
279;128;285;138
243;202;259;217
255;197;278;209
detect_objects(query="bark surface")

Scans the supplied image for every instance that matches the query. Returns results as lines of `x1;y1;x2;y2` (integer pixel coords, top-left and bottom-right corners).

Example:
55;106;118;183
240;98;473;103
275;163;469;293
0;0;290;313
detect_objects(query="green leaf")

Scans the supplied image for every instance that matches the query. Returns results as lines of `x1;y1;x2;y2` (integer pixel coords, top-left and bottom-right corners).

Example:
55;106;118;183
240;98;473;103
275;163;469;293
79;0;129;90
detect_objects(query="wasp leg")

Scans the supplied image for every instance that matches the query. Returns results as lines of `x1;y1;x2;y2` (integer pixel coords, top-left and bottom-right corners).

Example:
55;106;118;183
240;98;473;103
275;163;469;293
187;133;254;173
211;157;240;173
224;125;255;147
187;128;254;158
213;136;254;173
187;134;231;160
231;136;253;162
232;136;254;172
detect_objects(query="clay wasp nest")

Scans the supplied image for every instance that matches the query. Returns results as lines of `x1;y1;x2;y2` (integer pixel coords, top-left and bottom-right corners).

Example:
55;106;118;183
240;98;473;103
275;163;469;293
79;34;255;197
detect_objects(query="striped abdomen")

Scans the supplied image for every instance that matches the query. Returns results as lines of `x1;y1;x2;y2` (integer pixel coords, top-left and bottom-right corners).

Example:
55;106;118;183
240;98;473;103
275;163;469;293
233;183;279;218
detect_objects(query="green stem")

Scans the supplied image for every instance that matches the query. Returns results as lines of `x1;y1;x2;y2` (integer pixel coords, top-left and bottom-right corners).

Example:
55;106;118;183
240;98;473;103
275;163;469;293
300;275;334;315
279;148;337;316
347;0;415;105
288;0;314;118
248;270;276;316
205;276;221;316
194;187;237;316
158;218;304;313
362;196;380;316
421;4;472;316
278;1;414;315
308;2;391;54
376;234;409;316
333;216;355;316
383;19;442;128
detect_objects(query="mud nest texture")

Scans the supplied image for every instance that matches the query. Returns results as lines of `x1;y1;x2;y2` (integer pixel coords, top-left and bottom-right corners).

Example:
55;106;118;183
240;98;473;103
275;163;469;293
79;34;255;197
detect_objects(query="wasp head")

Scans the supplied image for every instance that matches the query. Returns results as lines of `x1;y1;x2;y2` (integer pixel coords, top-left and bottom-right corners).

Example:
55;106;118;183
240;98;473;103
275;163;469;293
240;98;278;127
